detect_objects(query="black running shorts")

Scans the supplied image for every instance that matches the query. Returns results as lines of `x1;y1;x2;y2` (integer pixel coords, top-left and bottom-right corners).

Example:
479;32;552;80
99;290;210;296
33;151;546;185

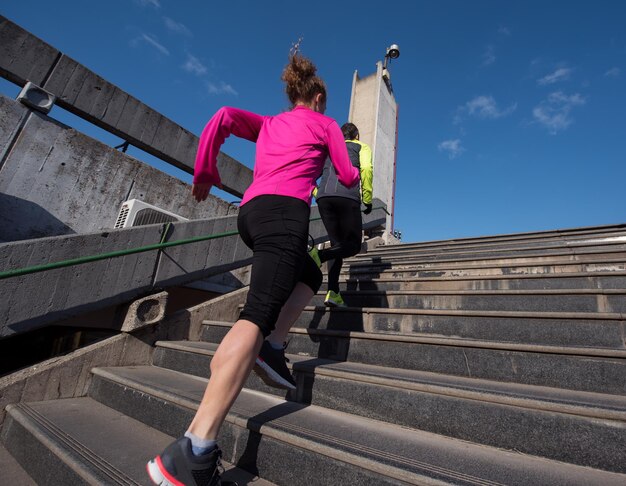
237;195;323;337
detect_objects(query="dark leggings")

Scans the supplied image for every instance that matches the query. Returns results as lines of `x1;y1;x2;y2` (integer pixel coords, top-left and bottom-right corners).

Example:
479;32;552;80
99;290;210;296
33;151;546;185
317;197;363;293
237;195;323;337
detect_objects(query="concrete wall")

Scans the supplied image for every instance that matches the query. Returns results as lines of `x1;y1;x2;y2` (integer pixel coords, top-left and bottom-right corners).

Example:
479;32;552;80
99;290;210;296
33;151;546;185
0;15;252;198
0;285;250;427
0;200;386;338
0;94;236;243
349;71;379;152
0;15;389;339
0;215;238;337
349;62;399;240
0;15;253;244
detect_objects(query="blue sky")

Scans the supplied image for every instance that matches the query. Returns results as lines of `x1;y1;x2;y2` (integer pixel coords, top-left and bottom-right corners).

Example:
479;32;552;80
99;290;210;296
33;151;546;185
2;0;625;243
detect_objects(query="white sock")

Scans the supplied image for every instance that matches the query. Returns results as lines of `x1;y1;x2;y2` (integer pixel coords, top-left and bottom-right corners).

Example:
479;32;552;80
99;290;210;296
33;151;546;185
184;431;217;456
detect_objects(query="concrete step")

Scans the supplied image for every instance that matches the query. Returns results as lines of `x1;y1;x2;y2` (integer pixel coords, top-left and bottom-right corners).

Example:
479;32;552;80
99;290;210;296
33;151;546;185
364;233;626;259
378;224;626;252
153;340;626;473
364;240;626;259
339;271;626;291
0;442;36;485
343;256;626;279
310;288;626;313
88;365;626;485
360;250;626;272
1;397;273;486
346;246;626;270
235;301;626;350
201;321;626;395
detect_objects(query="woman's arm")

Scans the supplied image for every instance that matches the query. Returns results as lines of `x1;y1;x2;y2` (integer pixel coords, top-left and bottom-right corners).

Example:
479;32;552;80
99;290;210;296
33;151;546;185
193;107;264;187
358;142;373;205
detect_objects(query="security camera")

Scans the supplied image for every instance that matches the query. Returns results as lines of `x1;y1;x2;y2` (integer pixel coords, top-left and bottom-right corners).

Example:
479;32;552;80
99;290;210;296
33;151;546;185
386;44;400;59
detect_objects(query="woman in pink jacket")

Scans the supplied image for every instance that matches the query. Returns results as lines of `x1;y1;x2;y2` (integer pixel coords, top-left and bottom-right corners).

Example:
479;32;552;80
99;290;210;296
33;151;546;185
147;50;359;486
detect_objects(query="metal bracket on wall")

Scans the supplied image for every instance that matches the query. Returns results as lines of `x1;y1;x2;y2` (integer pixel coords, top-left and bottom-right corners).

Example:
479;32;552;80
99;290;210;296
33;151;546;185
159;222;173;244
114;141;130;153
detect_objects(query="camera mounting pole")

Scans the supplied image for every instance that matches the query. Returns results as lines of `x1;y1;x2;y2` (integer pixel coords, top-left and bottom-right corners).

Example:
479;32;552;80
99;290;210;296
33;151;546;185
383;44;400;70
382;44;400;91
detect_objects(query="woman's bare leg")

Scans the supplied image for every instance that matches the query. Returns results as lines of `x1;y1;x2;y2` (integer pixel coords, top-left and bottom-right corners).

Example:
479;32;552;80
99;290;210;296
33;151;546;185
266;282;315;346
187;319;263;439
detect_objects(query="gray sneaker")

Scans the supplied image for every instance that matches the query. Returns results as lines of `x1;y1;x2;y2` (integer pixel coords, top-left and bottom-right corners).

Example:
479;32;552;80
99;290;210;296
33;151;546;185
253;341;296;390
147;437;227;486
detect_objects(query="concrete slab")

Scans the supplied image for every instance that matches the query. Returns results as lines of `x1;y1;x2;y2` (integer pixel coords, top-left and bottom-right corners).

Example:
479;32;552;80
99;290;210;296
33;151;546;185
202;321;626;395
0;442;36;486
154;340;626;470
89;365;626;485
0;16;59;87
3;398;275;486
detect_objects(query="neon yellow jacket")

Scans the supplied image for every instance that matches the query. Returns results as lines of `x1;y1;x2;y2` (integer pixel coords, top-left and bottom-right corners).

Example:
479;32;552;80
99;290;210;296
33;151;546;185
315;139;373;204
352;139;373;205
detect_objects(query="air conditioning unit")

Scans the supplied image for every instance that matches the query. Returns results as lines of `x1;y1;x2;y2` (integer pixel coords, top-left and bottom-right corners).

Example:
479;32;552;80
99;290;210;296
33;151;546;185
114;199;188;228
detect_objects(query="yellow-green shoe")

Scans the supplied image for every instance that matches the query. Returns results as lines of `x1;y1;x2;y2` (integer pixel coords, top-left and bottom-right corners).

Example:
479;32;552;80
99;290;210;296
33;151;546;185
308;247;322;268
324;290;346;307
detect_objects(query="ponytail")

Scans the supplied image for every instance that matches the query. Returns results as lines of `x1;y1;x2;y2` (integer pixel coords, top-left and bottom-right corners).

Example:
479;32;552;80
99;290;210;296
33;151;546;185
281;40;326;106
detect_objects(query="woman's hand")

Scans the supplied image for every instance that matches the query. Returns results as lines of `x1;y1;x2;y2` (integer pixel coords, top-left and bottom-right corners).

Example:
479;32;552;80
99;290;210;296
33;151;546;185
192;183;212;202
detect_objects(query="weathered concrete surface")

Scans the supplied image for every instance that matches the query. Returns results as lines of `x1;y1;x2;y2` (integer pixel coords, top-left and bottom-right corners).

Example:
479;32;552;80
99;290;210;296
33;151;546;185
0;197;385;338
363;235;384;251
154;216;244;287
0;283;249;428
0;16;253;198
0;16;59;87
0;443;36;486
0;332;151;426
188;264;252;293
2;398;277;486
349;62;398;240
0;94;237;243
0;220;235;337
120;291;168;332
0;91;28;170
0;225;161;337
164;287;249;341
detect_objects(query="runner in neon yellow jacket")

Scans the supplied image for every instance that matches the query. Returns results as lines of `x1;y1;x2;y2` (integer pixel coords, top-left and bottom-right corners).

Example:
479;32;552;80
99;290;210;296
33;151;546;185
314;135;373;211
313;122;373;307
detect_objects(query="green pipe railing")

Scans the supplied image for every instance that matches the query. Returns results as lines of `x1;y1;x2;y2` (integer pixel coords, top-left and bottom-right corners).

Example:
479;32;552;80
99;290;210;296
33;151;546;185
0;228;239;280
0;206;388;281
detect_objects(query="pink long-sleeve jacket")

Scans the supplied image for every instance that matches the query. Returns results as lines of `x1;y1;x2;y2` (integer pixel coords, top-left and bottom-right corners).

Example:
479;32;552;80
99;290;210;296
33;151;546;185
194;105;360;206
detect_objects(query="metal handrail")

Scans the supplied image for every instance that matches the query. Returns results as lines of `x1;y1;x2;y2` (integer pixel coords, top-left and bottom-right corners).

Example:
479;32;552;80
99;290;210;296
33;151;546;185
0;227;238;280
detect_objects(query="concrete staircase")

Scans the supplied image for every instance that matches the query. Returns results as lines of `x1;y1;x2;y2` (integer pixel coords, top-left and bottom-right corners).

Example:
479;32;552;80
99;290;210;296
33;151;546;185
3;224;626;484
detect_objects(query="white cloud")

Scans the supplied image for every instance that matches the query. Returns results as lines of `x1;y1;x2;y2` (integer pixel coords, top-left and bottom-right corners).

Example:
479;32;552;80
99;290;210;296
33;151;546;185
482;45;495;66
604;67;621;77
164;17;192;36
438;139;465;159
498;26;511;36
547;91;585;105
532;91;586;134
136;0;160;8
182;54;207;75
206;81;238;96
537;67;572;85
456;95;517;123
133;34;169;56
